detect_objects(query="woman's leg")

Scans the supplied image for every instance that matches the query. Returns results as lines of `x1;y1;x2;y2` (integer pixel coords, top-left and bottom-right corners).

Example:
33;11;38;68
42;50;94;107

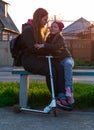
53;62;72;110
22;55;72;109
22;55;58;96
45;60;66;98
53;62;65;97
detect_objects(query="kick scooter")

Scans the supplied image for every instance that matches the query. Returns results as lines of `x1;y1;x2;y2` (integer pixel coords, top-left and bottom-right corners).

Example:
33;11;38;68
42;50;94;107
13;56;57;116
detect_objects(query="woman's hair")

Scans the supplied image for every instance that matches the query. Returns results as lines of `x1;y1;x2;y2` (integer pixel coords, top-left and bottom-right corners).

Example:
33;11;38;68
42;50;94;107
32;8;48;43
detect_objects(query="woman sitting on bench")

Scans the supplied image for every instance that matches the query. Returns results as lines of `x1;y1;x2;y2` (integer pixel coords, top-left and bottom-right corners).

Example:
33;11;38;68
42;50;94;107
21;8;71;110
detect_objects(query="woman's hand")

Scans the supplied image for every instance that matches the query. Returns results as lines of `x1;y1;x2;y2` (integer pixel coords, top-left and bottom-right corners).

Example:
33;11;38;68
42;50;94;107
34;43;44;49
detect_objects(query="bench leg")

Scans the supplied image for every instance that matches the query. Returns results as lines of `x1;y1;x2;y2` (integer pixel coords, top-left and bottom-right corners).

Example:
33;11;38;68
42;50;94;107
19;75;30;108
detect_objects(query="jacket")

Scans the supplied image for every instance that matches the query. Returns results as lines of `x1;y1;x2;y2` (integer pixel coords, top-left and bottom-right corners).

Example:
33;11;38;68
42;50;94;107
44;33;72;61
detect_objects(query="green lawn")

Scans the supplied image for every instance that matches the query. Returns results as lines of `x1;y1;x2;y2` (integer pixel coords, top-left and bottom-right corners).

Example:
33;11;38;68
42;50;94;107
0;81;94;111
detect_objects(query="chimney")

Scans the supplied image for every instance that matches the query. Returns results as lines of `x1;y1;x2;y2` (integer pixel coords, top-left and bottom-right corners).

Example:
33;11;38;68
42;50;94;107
4;3;8;17
0;0;9;17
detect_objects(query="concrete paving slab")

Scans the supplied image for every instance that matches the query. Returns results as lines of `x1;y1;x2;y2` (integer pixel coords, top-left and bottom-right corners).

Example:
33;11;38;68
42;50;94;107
0;107;94;130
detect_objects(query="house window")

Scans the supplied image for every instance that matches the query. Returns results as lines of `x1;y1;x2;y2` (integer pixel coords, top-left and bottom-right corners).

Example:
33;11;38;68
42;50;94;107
0;33;9;41
2;34;9;41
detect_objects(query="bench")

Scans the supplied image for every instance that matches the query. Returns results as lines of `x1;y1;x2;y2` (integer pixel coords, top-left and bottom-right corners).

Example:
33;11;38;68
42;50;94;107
11;68;94;108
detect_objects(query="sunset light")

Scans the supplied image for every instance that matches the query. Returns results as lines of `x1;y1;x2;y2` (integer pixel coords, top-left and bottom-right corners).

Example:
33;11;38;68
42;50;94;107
4;0;94;32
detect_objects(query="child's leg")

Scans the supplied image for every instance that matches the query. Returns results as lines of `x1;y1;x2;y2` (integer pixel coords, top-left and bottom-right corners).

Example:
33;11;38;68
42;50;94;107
60;57;75;104
60;57;74;91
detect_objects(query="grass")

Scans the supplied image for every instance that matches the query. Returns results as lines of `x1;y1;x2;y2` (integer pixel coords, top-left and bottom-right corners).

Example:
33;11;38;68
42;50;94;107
73;83;94;111
0;81;94;111
74;59;94;68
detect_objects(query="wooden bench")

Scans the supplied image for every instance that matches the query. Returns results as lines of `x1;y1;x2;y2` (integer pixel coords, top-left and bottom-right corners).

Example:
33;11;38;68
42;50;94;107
11;68;94;108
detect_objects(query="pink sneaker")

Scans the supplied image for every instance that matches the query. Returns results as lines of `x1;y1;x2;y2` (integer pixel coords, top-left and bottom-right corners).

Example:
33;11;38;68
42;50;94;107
67;93;75;104
66;87;72;97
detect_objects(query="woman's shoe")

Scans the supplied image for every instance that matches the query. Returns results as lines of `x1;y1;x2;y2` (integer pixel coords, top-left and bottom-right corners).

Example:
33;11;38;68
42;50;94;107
56;99;72;111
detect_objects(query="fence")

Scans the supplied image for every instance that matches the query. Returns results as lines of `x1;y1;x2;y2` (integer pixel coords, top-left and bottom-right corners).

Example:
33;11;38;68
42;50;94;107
65;39;94;62
0;39;94;67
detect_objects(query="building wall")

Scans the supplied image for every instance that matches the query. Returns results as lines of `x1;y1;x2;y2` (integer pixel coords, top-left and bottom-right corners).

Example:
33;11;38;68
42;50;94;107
0;41;13;66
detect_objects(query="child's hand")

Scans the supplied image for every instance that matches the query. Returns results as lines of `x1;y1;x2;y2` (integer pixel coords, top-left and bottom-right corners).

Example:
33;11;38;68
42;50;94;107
34;44;44;49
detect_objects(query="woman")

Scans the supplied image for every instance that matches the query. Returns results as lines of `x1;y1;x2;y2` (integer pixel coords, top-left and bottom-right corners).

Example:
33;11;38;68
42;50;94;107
20;8;71;109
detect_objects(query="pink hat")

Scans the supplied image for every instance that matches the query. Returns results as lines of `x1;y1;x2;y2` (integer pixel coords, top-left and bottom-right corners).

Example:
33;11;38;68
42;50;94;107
53;21;64;31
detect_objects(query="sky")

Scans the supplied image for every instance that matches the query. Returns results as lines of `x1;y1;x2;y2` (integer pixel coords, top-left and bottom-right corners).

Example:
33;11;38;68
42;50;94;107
4;0;94;32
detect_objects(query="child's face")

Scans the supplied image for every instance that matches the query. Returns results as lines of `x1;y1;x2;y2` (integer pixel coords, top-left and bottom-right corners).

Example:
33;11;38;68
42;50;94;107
50;22;60;34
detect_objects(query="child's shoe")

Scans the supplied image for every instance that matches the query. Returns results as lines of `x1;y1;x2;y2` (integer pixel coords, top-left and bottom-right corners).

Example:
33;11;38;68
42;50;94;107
66;87;72;97
67;93;75;104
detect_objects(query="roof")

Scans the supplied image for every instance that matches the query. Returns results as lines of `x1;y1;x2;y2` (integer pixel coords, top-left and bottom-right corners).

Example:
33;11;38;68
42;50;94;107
0;0;9;5
0;13;20;33
63;17;91;34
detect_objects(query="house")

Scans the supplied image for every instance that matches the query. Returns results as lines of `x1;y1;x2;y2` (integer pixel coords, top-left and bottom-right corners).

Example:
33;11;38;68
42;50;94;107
62;17;94;62
0;0;20;66
63;17;94;40
88;24;94;40
0;0;20;41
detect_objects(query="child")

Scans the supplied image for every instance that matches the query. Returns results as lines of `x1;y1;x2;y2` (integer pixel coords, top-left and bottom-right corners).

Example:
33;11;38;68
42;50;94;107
35;20;75;105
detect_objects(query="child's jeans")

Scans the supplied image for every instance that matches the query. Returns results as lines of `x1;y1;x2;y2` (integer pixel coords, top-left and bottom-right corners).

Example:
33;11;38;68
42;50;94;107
60;57;74;91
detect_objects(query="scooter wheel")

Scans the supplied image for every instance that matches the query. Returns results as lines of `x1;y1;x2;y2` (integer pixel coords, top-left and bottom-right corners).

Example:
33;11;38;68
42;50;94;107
52;108;57;117
13;104;21;113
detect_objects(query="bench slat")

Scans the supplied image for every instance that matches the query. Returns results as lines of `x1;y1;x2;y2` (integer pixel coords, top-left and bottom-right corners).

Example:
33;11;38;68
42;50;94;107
12;69;94;76
12;70;32;75
73;71;94;76
73;69;94;76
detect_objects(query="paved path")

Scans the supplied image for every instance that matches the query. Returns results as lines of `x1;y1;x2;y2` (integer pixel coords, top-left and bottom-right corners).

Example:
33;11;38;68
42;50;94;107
0;71;45;82
0;71;94;84
0;66;94;84
0;107;94;130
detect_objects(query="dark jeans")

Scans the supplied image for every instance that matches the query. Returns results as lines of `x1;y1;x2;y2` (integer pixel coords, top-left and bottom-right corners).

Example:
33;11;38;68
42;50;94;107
22;54;65;97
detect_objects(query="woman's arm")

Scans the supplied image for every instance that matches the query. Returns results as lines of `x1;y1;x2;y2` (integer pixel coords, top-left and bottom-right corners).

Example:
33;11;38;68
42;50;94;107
21;26;35;48
21;26;39;53
35;35;64;50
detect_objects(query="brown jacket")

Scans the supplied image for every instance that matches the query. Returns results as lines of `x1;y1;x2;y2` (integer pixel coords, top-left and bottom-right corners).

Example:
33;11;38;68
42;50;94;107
44;33;72;61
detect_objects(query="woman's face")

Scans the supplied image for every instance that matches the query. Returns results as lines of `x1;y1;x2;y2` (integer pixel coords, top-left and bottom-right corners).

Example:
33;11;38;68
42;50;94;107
41;15;48;27
50;22;60;34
